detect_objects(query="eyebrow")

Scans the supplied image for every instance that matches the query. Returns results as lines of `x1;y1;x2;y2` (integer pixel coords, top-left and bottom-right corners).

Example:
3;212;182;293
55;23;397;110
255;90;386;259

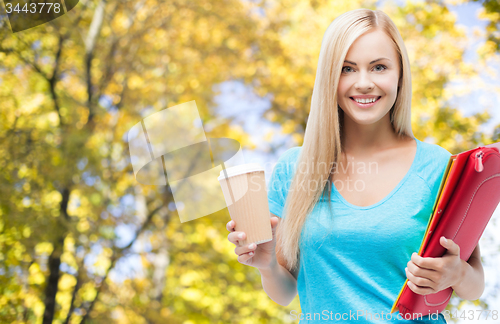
343;58;390;65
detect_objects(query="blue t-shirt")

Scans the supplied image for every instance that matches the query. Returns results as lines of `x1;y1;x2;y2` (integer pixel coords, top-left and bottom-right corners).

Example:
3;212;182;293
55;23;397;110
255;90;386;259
267;137;451;323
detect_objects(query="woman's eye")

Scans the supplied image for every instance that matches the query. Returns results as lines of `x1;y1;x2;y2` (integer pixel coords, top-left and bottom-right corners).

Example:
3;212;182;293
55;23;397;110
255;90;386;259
374;64;387;71
342;66;353;73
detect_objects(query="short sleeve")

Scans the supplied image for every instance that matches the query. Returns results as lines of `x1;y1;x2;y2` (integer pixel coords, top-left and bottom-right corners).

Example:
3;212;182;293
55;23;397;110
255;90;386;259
267;147;301;218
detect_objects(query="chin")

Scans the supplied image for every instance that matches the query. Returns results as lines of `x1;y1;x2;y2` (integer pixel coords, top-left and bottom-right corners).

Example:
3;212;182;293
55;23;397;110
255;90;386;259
347;114;383;125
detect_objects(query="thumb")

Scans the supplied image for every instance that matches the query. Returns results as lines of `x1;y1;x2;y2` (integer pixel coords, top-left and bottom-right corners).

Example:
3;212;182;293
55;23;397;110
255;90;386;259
270;216;280;233
440;236;460;256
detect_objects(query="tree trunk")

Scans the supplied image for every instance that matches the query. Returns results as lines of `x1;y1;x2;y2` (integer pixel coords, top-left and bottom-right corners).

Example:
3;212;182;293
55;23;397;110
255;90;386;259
42;187;70;324
42;243;63;324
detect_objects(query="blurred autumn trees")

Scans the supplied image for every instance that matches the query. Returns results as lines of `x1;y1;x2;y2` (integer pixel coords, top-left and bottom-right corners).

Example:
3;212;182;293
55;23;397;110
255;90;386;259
0;0;499;323
470;0;500;54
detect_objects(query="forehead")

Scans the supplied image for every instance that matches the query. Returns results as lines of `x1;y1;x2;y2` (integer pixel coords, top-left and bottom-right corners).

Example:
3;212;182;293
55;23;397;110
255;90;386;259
345;29;398;62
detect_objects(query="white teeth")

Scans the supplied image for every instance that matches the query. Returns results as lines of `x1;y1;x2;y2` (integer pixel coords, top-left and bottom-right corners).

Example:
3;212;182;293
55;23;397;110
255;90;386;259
354;97;378;103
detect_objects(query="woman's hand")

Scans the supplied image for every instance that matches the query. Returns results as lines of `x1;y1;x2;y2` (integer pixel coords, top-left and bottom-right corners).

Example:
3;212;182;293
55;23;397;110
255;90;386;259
405;236;464;295
226;216;280;270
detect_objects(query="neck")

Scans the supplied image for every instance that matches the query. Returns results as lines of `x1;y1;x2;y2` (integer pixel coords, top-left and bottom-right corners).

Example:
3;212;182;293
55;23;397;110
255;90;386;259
340;110;405;157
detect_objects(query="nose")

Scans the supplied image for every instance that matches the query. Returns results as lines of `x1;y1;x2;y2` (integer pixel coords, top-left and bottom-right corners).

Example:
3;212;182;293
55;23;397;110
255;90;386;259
354;70;374;91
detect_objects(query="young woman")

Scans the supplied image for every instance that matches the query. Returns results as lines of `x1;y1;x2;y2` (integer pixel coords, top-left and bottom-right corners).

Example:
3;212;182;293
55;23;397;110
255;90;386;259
226;8;485;323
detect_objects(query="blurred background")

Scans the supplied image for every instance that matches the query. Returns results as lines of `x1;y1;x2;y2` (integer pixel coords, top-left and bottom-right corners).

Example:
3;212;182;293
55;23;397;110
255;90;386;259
0;0;499;323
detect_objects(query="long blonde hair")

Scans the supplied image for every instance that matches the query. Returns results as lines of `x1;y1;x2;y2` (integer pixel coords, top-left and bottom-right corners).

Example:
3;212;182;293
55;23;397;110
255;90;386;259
276;8;415;273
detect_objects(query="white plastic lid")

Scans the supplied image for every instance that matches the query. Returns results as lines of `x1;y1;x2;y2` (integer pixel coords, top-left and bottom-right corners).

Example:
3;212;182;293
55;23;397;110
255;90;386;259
217;163;264;181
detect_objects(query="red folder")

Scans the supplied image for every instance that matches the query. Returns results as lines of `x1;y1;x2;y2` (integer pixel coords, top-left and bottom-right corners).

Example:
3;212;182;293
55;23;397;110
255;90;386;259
391;141;500;317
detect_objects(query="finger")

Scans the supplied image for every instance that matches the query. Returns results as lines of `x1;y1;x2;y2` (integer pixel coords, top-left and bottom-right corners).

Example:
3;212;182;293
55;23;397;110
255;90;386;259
226;220;235;232
406;261;437;283
407;280;435;296
405;267;435;287
238;251;254;265
270;216;280;232
269;216;280;240
227;231;246;246
440;236;460;256
411;252;438;271
235;243;257;256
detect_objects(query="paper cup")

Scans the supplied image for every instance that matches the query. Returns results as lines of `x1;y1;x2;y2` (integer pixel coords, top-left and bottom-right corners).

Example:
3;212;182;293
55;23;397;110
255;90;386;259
218;163;273;245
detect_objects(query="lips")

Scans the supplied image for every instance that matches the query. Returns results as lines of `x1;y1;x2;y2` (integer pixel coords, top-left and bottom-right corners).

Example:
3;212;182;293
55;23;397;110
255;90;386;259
349;96;382;108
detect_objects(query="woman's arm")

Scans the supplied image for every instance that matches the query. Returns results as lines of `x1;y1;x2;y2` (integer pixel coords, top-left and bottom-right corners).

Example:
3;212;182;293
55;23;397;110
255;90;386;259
259;260;298;306
451;243;484;300
259;213;299;306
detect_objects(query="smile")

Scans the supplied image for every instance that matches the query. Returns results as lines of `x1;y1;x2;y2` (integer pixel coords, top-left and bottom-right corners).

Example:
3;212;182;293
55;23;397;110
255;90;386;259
350;96;381;108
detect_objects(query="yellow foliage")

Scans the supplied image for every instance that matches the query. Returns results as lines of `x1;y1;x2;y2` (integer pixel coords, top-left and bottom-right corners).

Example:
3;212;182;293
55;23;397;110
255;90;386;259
64;235;75;253
43;190;62;209
478;8;499;21
181;288;203;302
179;271;201;286
61;251;77;270
81;282;97;301
58;273;77;290
77;219;90;232
34;242;53;255
0;0;497;322
477;40;498;59
0;295;6;307
17;165;28;178
28;263;45;285
282;120;296;134
20;93;45;115
161;307;170;317
234;272;245;282
127;74;144;90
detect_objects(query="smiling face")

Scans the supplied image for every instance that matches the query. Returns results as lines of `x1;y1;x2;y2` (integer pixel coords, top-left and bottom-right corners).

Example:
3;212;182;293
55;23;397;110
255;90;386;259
337;28;401;127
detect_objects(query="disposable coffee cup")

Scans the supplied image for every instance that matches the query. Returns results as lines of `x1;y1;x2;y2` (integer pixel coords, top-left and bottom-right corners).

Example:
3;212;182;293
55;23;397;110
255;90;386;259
218;163;273;246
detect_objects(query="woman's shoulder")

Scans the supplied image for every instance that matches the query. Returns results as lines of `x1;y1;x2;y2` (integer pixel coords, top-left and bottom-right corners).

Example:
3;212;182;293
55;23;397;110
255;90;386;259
278;146;302;162
414;138;452;189
416;138;452;162
271;146;302;177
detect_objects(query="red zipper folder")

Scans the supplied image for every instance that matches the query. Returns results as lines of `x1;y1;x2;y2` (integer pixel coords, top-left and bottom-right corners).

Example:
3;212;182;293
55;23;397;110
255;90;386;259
390;141;500;317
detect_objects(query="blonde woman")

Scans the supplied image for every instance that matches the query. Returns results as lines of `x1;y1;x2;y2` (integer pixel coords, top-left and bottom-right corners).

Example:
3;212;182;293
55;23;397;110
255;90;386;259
226;8;484;323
